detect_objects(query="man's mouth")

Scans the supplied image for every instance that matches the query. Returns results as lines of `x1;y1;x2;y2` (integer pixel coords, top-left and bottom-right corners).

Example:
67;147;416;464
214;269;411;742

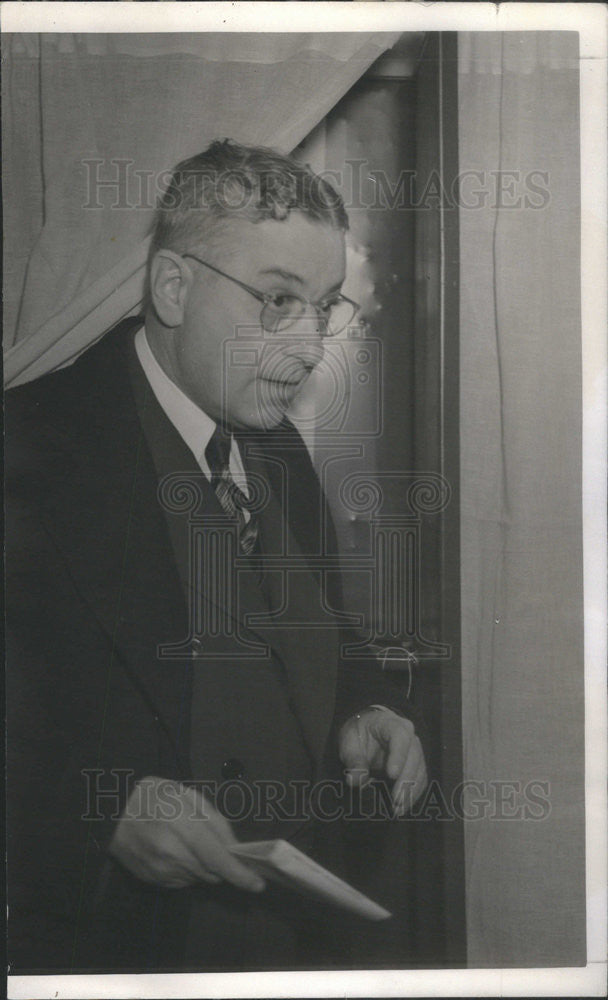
260;369;312;389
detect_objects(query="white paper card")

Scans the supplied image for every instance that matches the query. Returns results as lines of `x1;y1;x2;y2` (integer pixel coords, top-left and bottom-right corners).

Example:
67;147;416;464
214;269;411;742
230;839;391;921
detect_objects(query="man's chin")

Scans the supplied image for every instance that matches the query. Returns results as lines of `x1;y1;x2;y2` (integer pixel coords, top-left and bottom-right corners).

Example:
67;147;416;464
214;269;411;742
231;403;288;432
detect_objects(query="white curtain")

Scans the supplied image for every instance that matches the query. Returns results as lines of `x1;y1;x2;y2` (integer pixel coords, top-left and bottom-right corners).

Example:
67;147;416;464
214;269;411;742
2;31;399;386
459;33;585;966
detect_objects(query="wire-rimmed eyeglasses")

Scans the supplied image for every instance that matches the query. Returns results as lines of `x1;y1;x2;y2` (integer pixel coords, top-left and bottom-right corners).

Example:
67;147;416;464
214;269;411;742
182;252;360;336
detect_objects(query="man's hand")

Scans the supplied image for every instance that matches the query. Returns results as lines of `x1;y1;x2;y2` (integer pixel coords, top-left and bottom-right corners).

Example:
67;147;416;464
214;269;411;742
339;709;427;816
108;775;265;892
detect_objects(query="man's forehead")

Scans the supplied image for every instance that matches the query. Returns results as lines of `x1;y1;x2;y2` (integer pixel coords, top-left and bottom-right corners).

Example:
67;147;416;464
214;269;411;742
217;213;346;285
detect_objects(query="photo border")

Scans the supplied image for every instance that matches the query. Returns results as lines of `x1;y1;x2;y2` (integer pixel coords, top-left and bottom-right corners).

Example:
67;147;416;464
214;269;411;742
3;3;606;997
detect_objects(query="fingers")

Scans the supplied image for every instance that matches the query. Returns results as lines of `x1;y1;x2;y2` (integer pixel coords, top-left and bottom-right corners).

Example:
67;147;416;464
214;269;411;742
111;777;265;893
190;829;265;893
138;826;264;893
383;717;415;780
340;711;416;784
391;738;428;816
170;787;264;892
148;850;222;889
339;712;428;818
110;821;205;888
344;763;370;788
339;716;371;787
183;785;265;891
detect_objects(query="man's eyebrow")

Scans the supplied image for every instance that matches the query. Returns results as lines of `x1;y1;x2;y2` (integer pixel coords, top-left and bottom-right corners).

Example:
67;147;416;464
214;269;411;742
258;267;305;286
259;268;345;297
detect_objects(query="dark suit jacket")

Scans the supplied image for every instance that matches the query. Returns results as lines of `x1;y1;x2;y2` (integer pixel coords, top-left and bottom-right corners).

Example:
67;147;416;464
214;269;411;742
6;318;421;973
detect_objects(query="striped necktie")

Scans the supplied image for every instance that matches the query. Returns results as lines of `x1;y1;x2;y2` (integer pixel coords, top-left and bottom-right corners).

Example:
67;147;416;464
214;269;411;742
205;425;259;556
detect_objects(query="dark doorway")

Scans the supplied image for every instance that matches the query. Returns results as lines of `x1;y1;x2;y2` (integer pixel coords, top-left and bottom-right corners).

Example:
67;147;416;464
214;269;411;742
293;32;465;967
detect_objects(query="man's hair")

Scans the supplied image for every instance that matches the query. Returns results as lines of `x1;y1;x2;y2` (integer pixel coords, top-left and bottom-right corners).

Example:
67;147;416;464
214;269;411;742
150;138;348;258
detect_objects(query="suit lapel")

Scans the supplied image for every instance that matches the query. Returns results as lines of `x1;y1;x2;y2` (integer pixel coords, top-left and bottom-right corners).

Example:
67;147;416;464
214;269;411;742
126;346;279;657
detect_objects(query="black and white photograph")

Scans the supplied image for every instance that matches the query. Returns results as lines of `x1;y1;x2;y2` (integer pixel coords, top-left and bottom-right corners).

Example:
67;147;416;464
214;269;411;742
3;2;606;997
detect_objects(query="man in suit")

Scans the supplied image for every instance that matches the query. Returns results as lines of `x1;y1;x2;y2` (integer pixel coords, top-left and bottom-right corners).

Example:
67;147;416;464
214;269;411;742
6;139;427;972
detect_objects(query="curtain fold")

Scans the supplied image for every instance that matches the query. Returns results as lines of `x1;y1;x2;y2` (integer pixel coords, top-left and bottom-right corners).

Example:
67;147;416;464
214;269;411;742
3;31;399;386
458;32;585;966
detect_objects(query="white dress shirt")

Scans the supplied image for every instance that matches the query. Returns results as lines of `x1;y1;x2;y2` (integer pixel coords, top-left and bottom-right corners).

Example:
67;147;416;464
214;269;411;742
134;326;249;505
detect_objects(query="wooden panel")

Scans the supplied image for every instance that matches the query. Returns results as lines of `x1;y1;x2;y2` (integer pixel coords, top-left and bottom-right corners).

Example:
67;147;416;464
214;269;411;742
414;32;466;965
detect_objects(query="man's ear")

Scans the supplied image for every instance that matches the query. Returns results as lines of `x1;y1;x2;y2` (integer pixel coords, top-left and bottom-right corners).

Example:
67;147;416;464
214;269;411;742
149;250;193;327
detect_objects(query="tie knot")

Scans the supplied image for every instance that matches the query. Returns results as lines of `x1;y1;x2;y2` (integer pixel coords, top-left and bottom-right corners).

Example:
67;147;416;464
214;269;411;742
205;425;232;483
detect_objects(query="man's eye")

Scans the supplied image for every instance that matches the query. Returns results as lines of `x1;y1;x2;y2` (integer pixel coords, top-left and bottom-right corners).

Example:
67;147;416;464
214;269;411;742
268;293;300;313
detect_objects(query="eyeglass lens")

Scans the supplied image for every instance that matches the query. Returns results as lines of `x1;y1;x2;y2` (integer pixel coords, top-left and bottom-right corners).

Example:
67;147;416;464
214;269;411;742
261;297;356;335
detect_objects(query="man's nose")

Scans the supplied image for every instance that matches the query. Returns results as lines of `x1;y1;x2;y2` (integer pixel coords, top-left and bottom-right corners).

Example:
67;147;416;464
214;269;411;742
280;311;326;369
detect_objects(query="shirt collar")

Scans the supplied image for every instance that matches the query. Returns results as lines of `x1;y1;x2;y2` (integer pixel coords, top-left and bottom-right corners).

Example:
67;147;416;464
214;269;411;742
134;325;215;468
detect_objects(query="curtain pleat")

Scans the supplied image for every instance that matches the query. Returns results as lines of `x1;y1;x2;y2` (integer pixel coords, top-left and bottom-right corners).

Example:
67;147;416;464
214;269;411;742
3;31;399;386
459;32;585;966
